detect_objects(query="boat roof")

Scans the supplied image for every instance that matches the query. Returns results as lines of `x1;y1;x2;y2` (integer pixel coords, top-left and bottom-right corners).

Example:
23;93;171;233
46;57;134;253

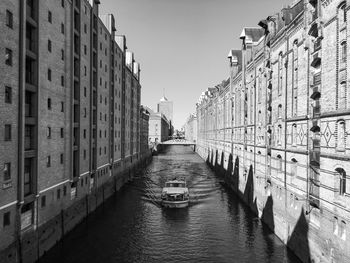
165;179;186;184
162;187;188;194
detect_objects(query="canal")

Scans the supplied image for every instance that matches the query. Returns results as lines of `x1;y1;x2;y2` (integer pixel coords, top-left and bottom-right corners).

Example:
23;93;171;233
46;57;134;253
39;146;301;263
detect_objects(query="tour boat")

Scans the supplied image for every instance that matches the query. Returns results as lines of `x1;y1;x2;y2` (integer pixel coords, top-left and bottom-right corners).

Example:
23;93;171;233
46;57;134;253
161;178;189;208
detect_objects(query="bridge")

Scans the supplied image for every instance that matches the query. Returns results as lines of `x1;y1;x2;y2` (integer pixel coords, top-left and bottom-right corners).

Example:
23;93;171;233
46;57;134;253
160;139;196;146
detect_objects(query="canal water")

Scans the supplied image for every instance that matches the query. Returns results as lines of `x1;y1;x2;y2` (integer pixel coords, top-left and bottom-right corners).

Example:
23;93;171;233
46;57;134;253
39;146;301;263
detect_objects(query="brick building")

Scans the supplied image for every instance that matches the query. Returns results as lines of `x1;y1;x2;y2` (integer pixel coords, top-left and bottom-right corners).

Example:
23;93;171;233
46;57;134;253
0;0;147;262
196;0;350;262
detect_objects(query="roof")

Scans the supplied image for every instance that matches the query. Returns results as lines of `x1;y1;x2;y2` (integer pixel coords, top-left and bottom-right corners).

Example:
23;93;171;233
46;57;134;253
240;27;264;42
162;187;188;195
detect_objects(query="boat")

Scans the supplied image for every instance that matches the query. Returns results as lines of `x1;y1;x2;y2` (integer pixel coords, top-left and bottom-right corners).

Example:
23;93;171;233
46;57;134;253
161;178;189;208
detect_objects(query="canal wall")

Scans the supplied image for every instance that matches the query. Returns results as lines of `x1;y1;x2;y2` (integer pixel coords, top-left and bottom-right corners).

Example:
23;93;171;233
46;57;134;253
195;146;342;263
0;154;152;263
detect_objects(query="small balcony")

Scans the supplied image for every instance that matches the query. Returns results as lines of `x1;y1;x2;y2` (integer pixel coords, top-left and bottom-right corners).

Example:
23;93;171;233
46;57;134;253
311;53;321;68
310;84;321;100
310;119;320;132
308;22;319;38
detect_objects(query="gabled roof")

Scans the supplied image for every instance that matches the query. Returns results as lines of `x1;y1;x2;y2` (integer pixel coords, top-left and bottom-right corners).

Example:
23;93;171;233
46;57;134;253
240;27;264;42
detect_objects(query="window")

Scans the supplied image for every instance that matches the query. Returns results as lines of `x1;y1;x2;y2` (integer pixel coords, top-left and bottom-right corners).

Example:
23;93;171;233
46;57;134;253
60;153;64;164
292;124;297;146
48;11;52;23
3;212;10;227
83;129;86;139
334;217;339;235
337;121;346;150
341;41;347;63
48;68;51;81
57;189;61;200
41;196;46;208
278;52;283;95
46;156;51;167
5;125;11;141
84;45;87;55
61;102;64;112
61;76;64;87
61;49;64;60
84;87;86;97
60;128;64;138
61;23;65;34
84;150;86;160
63;186;67;196
5;86;12;104
99;147;101;155
5;48;12;66
84;24;87;34
6;10;13;29
339;82;346;109
278;104;282;119
47;98;51;110
339;3;346;24
48;39;52;52
4;163;11;181
61;0;65;8
336;168;347;196
47;127;51;138
84;108;86;118
277;155;283;172
340;221;346;240
84;66;87;76
291;158;297;178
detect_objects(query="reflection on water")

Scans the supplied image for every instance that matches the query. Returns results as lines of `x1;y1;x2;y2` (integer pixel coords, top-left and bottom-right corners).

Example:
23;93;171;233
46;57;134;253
39;146;300;263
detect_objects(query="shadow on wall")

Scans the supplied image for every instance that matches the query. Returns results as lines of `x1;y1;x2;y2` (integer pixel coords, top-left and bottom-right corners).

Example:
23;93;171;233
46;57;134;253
243;165;259;216
287;208;310;263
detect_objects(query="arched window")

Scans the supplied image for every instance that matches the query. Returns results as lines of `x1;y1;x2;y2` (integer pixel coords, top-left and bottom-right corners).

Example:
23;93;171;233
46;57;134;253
291;158;298;178
336;120;346;150
278;104;283;119
277;154;283;172
339;82;346;109
278;52;283;95
292;124;297;146
340;220;346;240
339;3;346;24
277;124;282;145
341;41;347;63
336;168;347;195
334;217;339;235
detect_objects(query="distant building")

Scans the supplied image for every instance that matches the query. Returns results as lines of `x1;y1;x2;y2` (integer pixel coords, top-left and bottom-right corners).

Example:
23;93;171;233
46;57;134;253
157;96;173;122
184;114;197;142
147;107;170;143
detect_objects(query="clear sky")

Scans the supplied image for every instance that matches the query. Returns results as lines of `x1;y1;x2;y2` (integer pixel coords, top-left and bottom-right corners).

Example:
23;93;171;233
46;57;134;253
100;0;292;130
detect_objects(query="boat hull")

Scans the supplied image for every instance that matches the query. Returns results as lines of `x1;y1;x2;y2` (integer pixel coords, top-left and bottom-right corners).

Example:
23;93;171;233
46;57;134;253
162;200;189;208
